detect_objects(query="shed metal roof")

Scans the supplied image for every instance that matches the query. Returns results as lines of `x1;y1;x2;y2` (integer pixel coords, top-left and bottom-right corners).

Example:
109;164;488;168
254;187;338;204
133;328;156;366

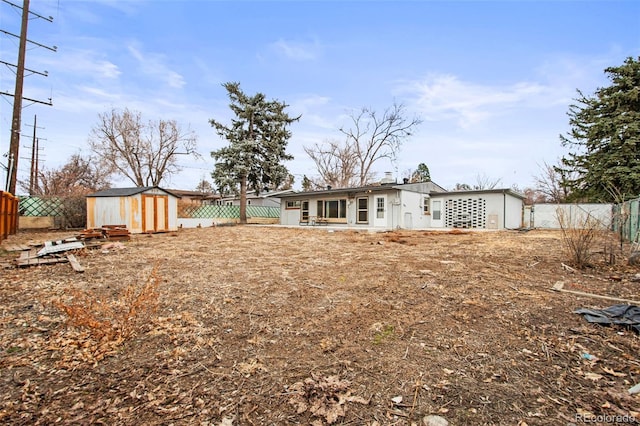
86;186;181;198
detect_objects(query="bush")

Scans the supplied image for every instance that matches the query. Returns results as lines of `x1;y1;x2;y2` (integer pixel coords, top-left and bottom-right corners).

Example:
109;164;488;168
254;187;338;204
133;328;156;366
54;267;161;342
556;208;607;268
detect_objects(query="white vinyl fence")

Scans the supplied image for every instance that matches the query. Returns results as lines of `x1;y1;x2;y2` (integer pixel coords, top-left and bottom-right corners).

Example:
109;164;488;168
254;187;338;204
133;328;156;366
524;204;613;229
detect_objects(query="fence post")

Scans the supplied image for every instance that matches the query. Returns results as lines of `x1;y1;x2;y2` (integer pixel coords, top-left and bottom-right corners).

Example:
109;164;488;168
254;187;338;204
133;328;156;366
0;191;5;240
0;191;19;241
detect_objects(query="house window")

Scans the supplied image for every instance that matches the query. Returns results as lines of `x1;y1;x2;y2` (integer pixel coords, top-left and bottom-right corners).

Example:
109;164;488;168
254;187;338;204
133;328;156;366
301;201;309;222
286;200;301;209
316;198;347;221
357;197;368;223
423;197;430;215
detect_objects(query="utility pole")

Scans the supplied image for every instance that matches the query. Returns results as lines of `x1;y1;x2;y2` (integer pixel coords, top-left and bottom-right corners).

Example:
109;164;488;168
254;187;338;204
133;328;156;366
24;115;45;195
7;0;30;195
29;115;37;194
1;0;55;194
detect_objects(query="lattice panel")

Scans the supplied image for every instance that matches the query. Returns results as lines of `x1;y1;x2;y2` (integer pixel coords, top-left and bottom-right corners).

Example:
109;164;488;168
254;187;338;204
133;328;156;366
177;203;280;219
18;196;64;217
444;197;486;228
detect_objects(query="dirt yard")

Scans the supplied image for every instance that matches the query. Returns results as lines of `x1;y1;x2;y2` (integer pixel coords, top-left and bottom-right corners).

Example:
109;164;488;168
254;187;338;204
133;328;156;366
0;226;639;425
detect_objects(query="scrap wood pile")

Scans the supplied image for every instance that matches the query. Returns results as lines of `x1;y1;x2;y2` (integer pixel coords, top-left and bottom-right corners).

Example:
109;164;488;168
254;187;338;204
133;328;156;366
79;224;131;242
1;225;131;272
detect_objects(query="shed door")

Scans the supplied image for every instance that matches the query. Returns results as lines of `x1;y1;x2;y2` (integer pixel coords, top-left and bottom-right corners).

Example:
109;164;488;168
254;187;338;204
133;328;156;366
155;196;168;232
142;195;169;232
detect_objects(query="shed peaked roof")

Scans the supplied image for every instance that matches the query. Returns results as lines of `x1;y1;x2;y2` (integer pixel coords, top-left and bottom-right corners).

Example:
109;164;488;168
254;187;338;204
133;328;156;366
86;186;181;198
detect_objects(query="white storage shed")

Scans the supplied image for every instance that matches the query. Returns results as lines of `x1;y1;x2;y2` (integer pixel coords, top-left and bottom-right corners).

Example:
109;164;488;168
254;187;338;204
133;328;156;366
86;186;180;233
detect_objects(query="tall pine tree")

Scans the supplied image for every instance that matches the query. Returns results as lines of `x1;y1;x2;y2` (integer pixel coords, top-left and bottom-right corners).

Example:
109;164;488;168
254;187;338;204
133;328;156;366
210;82;300;223
411;163;431;183
559;56;640;202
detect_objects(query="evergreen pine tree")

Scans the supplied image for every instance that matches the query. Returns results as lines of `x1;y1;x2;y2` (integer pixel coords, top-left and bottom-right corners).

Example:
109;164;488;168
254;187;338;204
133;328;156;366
559;56;640;202
210;82;300;223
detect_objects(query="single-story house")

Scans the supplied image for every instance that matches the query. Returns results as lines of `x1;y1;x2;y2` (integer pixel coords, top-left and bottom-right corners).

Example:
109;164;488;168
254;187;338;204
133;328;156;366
169;189;220;205
86;186;180;233
278;180;524;230
219;189;295;208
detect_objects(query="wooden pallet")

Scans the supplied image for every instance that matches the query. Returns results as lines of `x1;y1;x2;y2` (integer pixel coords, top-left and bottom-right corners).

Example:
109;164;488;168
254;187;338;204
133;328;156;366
15;248;85;272
2;243;31;252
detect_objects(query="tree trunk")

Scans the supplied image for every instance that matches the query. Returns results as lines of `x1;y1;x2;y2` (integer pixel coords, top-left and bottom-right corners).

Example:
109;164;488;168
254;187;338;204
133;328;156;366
239;175;247;224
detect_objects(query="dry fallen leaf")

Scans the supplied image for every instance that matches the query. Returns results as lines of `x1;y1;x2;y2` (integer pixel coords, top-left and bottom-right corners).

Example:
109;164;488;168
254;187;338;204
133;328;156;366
584;372;603;381
602;367;626;377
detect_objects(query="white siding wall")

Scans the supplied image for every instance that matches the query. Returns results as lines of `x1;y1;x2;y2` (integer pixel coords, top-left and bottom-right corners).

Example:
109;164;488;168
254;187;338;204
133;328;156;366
91;196;136;230
280;204;300;225
398;190;430;229
504;193;524;229
430;192;523;230
482;193;504;229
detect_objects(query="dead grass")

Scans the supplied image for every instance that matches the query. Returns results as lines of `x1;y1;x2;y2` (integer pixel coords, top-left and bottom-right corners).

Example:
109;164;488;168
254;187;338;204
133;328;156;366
0;226;638;425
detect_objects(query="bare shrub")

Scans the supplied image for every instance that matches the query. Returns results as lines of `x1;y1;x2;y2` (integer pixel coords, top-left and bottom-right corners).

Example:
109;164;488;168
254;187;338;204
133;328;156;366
57;195;87;229
54;267;161;342
556;208;607;269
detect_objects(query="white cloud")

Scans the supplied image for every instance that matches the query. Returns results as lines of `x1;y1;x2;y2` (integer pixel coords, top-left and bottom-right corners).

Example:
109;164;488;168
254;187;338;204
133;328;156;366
127;43;186;89
397;74;557;129
290;94;337;129
78;86;121;101
269;38;321;61
36;48;121;80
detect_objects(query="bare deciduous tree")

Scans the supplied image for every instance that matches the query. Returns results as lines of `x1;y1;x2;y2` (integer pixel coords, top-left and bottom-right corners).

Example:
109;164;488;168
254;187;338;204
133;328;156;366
304;139;359;189
520;187;549;205
195;178;214;194
89;108;198;187
474;173;501;190
19;154;112;228
452;173;501;191
341;103;422;186
29;153;111;196
534;161;572;203
305;103;421;188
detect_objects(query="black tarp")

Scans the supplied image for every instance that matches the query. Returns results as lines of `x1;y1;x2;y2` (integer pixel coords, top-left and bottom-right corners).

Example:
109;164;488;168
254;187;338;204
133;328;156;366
574;304;640;333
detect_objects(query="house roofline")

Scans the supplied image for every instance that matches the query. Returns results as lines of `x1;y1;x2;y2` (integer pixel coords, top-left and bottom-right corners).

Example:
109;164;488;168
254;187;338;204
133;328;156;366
432;188;525;199
278;184;400;198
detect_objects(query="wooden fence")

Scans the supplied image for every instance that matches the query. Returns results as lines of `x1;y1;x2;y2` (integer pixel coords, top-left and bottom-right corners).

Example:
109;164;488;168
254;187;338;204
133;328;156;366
0;191;19;241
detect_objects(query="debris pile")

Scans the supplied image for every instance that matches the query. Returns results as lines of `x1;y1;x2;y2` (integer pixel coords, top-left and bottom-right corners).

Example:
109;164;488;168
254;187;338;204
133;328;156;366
2;225;131;272
12;237;86;272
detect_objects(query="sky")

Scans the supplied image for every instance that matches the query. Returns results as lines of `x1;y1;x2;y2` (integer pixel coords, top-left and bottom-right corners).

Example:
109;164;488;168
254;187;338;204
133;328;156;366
1;0;639;194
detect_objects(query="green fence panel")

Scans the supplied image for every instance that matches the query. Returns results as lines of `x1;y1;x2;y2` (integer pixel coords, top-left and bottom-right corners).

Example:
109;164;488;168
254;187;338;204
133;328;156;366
614;198;640;242
630;199;639;242
18;196;64;217
178;204;280;219
247;206;280;218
